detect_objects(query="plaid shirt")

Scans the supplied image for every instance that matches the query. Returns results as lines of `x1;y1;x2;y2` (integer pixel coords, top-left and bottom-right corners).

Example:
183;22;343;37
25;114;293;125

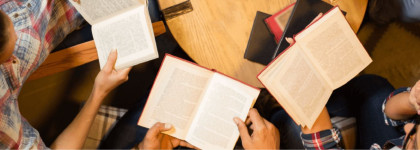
300;87;412;150
0;0;83;148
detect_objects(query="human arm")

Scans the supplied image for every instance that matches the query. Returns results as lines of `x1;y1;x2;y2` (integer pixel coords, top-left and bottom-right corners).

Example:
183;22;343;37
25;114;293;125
137;122;197;149
301;107;333;134
233;108;280;149
300;107;342;149
50;50;131;149
384;81;420;121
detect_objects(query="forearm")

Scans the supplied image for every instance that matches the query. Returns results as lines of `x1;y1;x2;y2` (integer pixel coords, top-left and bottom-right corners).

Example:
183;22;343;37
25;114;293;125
300;107;341;149
301;107;333;134
384;91;417;120
51;87;107;149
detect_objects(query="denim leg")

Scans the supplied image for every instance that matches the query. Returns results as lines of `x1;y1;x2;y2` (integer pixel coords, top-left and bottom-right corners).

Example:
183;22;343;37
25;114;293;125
399;0;420;22
327;75;404;148
351;76;403;148
326;75;394;117
270;110;305;149
98;100;148;149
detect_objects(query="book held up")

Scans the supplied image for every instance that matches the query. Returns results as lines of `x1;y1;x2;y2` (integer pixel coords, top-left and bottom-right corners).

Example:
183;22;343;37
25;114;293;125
258;7;372;129
138;54;260;150
70;0;158;70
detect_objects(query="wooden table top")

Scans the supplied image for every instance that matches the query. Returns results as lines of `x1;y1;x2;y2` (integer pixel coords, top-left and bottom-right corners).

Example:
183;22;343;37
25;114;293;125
159;0;368;87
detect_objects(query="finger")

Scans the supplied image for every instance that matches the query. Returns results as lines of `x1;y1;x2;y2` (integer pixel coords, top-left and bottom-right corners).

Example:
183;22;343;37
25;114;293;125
285;37;295;45
307;13;323;27
249;124;255;130
263;119;275;129
245;116;252;125
118;67;132;78
103;50;118;72
248;108;266;129
146;122;172;139
414;86;420;99
179;141;199;149
233;117;252;143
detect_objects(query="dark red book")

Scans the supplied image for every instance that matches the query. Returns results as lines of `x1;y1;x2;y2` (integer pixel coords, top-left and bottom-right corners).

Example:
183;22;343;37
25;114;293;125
265;2;296;43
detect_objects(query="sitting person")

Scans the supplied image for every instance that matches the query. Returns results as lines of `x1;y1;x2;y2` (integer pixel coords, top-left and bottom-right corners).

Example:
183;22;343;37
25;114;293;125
1;0;196;148
236;74;420;149
0;0;156;148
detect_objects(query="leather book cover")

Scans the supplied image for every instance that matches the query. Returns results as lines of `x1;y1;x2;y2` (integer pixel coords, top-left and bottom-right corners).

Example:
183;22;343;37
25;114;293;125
273;0;334;60
265;3;296;43
244;0;335;65
244;11;278;65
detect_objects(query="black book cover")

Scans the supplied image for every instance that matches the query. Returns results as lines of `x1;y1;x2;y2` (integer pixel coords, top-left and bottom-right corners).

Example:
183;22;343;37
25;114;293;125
243;11;277;65
244;0;334;65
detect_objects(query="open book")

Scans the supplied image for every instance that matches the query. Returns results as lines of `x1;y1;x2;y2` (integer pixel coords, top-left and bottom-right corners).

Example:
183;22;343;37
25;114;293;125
258;7;372;129
138;54;260;150
70;0;158;70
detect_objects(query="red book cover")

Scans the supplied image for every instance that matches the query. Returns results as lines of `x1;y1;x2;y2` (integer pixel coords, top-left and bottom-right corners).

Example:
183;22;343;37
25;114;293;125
265;2;296;43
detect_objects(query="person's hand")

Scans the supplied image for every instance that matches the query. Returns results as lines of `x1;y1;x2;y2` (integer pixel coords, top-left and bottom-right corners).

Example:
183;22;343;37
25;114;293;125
93;50;131;96
234;108;280;149
409;80;420;115
138;122;197;149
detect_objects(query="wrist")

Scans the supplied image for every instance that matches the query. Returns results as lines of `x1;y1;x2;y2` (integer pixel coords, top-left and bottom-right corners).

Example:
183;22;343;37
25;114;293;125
91;86;108;101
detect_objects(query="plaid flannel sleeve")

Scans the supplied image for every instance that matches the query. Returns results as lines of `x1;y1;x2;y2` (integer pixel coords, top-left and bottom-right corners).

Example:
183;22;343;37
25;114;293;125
300;128;342;149
382;87;414;127
10;0;84;81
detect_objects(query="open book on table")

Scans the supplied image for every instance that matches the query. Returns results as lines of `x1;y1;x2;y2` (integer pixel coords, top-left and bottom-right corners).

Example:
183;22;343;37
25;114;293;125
70;0;158;70
138;54;260;150
258;7;372;129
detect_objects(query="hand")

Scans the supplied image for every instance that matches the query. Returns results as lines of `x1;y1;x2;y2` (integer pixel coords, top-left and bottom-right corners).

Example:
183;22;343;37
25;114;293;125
234;108;280;149
94;50;131;96
409;80;420;115
138;122;197;149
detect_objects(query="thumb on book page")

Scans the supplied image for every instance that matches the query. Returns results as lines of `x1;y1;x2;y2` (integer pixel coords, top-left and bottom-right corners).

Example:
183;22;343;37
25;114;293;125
234;117;251;143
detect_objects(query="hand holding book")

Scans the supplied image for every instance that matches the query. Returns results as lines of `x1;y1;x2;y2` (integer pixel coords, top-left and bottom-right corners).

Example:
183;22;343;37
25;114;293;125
138;122;197;149
138;54;260;150
94;50;131;96
234;108;280;149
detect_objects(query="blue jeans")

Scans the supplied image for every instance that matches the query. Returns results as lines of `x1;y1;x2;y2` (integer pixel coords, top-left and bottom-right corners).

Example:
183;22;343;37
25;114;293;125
399;0;420;22
271;75;404;149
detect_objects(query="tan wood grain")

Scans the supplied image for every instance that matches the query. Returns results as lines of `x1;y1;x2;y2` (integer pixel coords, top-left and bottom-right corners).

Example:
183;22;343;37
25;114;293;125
27;21;166;81
159;0;367;87
323;0;368;32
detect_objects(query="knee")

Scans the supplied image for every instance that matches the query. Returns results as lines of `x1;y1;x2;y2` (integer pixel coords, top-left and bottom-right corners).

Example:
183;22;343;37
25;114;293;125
352;75;394;103
354;75;393;90
400;0;420;22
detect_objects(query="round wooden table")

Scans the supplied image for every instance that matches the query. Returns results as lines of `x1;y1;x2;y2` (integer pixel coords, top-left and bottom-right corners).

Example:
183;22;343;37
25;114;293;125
159;0;368;87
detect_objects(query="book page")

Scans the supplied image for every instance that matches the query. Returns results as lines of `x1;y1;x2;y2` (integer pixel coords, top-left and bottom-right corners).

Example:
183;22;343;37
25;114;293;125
295;7;372;89
185;73;260;150
259;50;303;126
70;0;142;24
258;45;332;128
138;55;213;140
92;6;158;70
